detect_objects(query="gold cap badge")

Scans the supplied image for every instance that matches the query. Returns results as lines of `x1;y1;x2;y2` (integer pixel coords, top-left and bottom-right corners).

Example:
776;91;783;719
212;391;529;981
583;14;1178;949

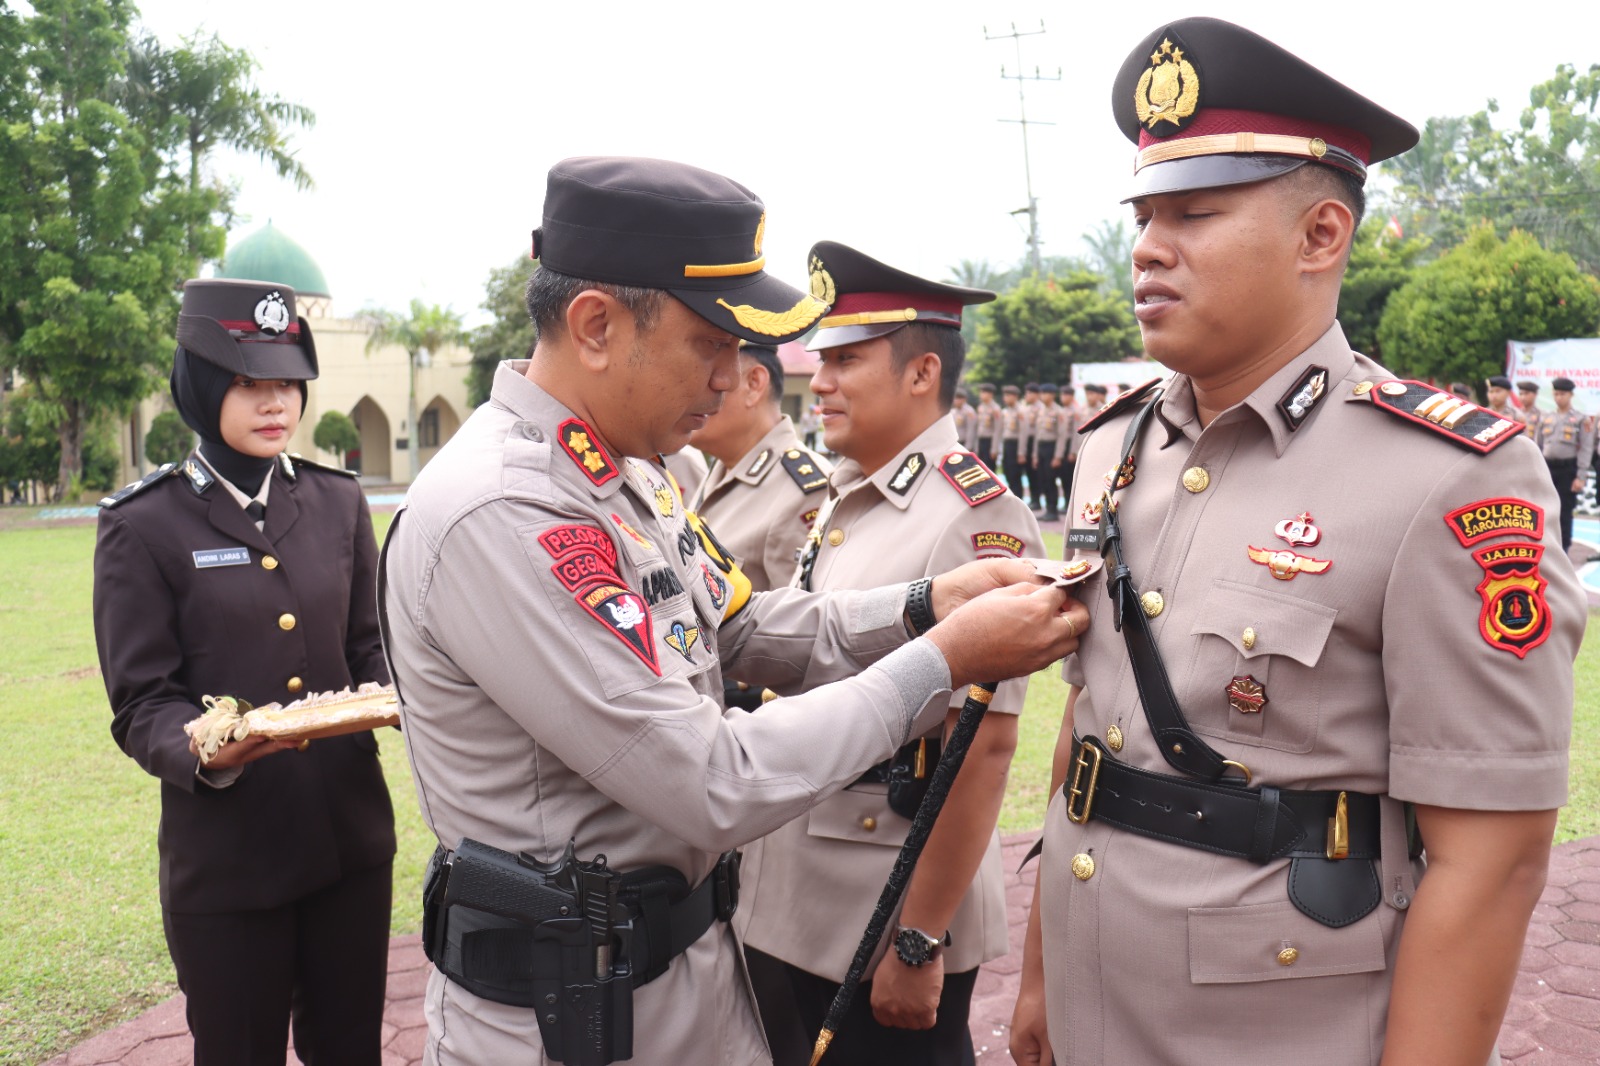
1134;36;1201;135
809;254;836;305
753;212;766;257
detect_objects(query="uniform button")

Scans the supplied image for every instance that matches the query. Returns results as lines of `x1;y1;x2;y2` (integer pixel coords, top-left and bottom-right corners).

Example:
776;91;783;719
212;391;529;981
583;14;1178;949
1242;626;1257;650
1352;382;1373;396
1140;591;1164;617
1277;947;1300;967
1380;382;1408;397
1071;853;1095;881
1182;467;1210;493
287;676;303;693
278;613;297;631
1106;724;1124;752
861;817;877;832
827;529;845;547
262;555;279;570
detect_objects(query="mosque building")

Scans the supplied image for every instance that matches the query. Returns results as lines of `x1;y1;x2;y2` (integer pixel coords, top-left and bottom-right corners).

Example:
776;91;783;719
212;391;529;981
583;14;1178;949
116;224;473;485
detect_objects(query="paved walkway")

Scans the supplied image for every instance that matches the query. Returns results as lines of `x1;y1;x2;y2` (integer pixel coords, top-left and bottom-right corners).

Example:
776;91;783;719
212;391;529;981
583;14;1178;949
46;835;1600;1066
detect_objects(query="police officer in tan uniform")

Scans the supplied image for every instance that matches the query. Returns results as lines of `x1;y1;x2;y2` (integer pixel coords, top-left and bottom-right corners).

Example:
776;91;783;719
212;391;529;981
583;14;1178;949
1064;383;1108;507
1537;375;1593;550
738;241;1043;1066
1484;375;1517;420
1516;380;1543;439
1030;385;1066;521
973;383;1001;471
951;388;977;448
1000;384;1028;499
1011;19;1582;1066
381;157;1084;1066
1020;383;1041;508
688;343;831;592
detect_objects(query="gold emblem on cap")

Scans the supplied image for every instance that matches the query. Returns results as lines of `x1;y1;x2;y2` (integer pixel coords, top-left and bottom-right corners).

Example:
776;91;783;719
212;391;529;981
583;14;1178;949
1134;37;1200;132
1071;853;1096;881
753;212;766;257
809;255;837;305
716;294;828;337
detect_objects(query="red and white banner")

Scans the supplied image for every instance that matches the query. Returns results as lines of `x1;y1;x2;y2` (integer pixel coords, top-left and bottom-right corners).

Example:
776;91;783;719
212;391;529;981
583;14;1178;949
1506;338;1600;416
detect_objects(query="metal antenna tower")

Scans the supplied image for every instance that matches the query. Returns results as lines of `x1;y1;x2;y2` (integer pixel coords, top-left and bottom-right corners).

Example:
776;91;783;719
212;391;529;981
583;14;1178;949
985;21;1060;276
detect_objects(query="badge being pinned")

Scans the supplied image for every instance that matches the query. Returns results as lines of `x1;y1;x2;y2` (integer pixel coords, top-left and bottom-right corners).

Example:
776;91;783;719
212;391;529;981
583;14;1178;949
1226;675;1267;714
1104;457;1135;490
1472;541;1552;658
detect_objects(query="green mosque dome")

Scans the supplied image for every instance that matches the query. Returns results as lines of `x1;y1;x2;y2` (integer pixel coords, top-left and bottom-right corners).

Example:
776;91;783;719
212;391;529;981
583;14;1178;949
216;224;330;298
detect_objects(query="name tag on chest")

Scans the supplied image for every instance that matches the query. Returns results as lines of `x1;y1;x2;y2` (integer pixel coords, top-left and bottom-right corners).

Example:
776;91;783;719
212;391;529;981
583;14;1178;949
193;547;251;569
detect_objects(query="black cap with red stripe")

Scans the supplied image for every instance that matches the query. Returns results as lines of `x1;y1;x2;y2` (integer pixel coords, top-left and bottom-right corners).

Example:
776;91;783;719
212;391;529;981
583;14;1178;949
1113;17;1418;200
804;241;995;352
175;278;318;380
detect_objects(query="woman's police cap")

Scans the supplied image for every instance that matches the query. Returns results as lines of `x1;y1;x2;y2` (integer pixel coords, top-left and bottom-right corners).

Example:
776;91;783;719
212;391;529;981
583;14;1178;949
174;278;319;381
1113;17;1418;200
531;156;826;344
805;241;995;351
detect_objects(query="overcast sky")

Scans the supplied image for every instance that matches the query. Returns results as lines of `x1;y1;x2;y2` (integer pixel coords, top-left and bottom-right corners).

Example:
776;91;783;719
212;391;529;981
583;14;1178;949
129;0;1598;327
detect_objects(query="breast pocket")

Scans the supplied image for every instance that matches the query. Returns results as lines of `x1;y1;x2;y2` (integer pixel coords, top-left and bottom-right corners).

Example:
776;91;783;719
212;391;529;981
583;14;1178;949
806;785;908;847
1186;579;1336;753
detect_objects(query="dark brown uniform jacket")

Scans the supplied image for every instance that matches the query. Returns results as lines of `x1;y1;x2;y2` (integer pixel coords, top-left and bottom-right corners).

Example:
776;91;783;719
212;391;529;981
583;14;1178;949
93;451;396;914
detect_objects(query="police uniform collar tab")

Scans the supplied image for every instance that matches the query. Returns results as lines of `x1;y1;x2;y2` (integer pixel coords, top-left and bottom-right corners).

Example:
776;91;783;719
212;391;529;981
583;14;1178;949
805;241;995;351
1246;326;1356;456
1113;17;1418;200
533;156;826;343
866;415;960;508
733;416;799;486
182;455;216;495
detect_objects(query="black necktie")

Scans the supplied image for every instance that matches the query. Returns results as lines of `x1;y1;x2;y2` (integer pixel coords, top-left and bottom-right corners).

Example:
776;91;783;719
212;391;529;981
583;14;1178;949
245;501;266;524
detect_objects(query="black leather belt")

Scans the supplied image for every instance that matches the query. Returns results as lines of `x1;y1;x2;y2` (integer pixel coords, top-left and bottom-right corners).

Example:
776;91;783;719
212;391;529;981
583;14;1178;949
1065;735;1379;863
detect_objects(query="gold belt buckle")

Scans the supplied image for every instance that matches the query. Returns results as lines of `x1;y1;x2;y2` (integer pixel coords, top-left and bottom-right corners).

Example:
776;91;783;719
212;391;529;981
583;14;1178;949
1325;790;1350;860
1065;740;1103;825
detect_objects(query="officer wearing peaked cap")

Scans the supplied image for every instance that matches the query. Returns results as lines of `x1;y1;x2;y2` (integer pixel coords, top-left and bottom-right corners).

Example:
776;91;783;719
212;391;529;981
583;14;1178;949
378;158;1084;1066
1011;19;1581;1066
94;278;396;1065
737;241;1042;1066
1536;376;1593;550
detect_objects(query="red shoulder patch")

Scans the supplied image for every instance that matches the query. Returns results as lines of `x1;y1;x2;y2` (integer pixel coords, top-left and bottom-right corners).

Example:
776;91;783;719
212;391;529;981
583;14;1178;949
1471;541;1551;658
558;418;620;485
1076;377;1163;435
939;451;1006;507
574;580;660;674
1444;498;1544;548
1365;382;1524;454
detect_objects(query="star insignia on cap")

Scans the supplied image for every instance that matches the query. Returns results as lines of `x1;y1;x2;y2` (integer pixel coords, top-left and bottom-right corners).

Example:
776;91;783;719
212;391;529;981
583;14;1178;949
1135;32;1201;132
809;255;836;304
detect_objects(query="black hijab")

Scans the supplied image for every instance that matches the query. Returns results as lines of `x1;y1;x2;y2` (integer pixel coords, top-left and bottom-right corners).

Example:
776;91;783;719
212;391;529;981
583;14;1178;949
169;347;304;497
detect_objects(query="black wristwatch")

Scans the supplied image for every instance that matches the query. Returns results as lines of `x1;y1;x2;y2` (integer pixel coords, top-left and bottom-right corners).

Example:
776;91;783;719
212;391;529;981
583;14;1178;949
905;577;937;635
893;925;948;967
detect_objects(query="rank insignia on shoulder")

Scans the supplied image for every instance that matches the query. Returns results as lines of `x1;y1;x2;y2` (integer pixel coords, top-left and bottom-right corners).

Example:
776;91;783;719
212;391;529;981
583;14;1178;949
1445;498;1544;548
1364;381;1525;454
1471;541;1551;658
746;448;773;478
1276;365;1329;431
283;452;359;478
558;418;619;485
575;580;660;675
887;453;926;496
100;462;180;507
1077;377;1164;435
972;531;1025;557
780;448;828;493
939;451;1005;507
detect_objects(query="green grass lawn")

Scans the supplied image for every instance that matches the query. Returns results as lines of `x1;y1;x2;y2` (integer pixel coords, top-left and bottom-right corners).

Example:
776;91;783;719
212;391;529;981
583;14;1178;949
0;519;1595;1064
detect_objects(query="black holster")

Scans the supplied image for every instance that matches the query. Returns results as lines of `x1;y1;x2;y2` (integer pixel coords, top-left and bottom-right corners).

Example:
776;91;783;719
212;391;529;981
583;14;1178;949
856;736;942;820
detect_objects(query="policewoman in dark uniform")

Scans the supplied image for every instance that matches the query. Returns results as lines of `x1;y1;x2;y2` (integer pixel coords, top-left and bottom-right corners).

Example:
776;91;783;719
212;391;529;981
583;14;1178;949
93;279;396;1066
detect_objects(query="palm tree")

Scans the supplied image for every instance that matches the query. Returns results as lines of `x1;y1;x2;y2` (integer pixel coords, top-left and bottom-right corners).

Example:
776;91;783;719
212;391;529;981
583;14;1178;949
1081;219;1135;305
364;301;467;480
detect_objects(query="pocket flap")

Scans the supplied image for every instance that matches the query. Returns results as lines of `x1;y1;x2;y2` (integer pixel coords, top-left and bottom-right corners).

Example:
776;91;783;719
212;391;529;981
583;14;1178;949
806;786;908;846
1190;579;1337;667
1188;899;1385;984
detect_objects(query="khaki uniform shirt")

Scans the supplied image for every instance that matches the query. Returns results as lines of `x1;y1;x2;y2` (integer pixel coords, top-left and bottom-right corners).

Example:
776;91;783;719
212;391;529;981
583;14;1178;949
952;403;978;447
1069;401;1106;462
664;446;709;503
1039;326;1581;1066
1021;400;1041;457
1537;407;1594;475
1001;403;1024;442
1031;402;1066;463
738;415;1044;980
382;363;959;1066
1518;403;1543;440
975;400;1001;446
691;416;831;593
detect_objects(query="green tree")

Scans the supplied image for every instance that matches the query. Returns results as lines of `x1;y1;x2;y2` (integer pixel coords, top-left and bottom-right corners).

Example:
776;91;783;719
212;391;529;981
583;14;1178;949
364;300;467;479
1377;227;1600;384
312;409;359;465
470;256;538;407
1081;219;1135;306
0;385;63;491
1337;216;1430;361
967;273;1142;385
143;409;191;465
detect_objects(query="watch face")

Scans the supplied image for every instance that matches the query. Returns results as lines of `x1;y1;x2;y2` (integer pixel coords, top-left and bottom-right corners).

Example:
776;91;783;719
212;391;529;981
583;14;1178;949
895;927;933;966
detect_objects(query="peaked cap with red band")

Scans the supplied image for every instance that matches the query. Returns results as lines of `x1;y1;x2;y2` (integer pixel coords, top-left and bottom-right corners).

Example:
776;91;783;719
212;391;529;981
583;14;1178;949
1113;17;1418;201
174;278;319;381
805;240;995;352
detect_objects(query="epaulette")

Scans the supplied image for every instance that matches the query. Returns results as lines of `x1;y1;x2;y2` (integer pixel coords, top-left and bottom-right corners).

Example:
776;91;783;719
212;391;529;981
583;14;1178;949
1076;376;1164;435
938;450;1006;507
284;452;359;479
99;463;179;508
1359;380;1525;454
779;448;829;493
